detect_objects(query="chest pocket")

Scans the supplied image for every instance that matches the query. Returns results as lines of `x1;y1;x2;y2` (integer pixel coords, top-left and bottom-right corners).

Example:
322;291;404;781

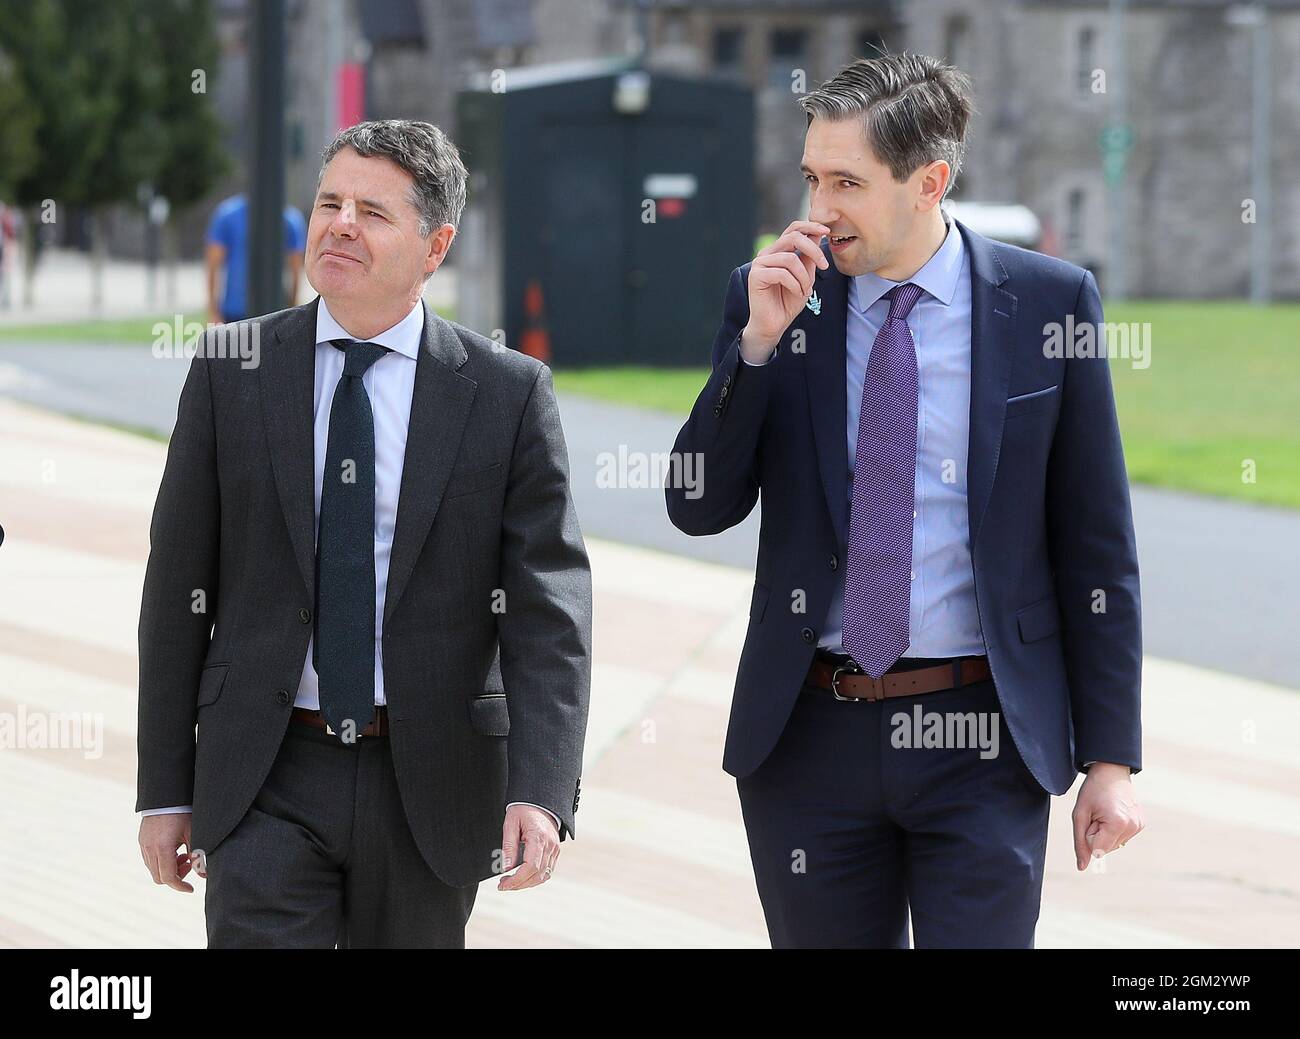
1004;384;1059;420
444;461;506;500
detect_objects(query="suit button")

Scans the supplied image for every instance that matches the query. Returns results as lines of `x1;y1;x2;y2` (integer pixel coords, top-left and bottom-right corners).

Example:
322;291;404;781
298;607;311;623
829;554;838;570
722;373;732;388
713;405;723;416
276;688;291;705
801;627;815;643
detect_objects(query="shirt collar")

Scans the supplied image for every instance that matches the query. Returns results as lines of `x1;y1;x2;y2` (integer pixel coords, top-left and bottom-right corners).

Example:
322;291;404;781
315;296;424;361
849;214;964;314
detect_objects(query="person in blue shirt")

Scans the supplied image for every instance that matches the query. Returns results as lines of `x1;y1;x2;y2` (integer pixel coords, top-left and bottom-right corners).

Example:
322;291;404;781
205;193;307;323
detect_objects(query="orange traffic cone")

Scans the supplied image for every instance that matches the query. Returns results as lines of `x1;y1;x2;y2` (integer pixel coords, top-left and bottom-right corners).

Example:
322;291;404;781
519;279;552;362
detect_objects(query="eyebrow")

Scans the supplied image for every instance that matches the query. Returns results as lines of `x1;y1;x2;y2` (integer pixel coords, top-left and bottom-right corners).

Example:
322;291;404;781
800;165;867;182
317;191;394;215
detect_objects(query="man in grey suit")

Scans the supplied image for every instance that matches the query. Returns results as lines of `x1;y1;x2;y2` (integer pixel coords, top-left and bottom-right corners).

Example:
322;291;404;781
136;120;592;948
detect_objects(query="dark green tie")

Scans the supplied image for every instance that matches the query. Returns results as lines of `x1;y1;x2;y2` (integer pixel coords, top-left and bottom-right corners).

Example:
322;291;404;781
314;339;390;741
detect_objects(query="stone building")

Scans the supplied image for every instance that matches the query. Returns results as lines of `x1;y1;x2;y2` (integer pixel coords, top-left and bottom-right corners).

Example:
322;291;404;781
97;0;1300;299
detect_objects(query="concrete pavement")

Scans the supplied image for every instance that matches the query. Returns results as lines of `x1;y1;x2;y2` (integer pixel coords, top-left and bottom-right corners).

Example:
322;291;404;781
1;398;1298;947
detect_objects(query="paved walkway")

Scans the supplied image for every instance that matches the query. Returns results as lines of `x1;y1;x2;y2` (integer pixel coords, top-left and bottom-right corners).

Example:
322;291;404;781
1;398;1298;947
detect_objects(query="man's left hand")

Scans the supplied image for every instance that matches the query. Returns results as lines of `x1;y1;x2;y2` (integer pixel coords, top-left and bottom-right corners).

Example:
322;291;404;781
1072;762;1145;870
499;804;560;891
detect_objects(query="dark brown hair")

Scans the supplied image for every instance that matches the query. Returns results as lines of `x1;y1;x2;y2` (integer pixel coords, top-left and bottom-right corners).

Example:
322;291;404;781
799;53;976;199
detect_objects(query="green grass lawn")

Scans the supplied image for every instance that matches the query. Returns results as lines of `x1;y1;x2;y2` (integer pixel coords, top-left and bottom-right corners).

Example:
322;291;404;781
1105;301;1300;509
4;302;1295;508
0;314;209;344
554;301;1300;510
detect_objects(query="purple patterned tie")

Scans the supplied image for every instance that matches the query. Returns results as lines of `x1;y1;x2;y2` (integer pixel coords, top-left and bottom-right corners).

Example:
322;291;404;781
842;281;924;678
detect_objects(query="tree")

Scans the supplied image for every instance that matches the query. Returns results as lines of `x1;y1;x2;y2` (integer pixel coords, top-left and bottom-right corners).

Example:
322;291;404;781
145;0;231;304
0;0;226;307
0;43;38;198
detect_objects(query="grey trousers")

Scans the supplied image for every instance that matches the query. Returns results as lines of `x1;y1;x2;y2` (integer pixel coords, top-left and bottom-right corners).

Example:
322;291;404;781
204;717;477;948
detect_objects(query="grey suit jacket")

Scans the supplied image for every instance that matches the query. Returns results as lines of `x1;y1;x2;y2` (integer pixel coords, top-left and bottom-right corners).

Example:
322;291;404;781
136;297;592;887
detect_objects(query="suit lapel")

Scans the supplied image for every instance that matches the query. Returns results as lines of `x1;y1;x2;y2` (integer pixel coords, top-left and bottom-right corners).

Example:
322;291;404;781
802;241;851;548
259;298;477;620
957;219;1018;552
260;298;320;601
382;301;475;628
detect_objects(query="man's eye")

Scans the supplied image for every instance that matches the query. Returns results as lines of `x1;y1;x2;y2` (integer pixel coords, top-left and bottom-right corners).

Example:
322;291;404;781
320;203;338;209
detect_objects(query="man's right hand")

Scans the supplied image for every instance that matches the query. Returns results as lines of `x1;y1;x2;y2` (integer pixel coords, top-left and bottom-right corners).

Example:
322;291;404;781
139;813;200;893
740;220;830;364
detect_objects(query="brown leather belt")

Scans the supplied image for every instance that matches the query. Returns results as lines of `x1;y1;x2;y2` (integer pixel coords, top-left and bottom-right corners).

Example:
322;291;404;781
806;654;991;701
291;705;390;738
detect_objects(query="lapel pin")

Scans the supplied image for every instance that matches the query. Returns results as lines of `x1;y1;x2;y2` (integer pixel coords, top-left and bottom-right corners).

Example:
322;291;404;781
806;290;822;316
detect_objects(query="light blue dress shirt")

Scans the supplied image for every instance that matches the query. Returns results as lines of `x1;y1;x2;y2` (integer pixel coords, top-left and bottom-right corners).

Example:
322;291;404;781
745;217;986;659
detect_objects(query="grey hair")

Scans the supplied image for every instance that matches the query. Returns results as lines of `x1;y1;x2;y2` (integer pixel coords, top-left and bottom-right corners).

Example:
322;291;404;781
798;52;975;201
318;119;468;237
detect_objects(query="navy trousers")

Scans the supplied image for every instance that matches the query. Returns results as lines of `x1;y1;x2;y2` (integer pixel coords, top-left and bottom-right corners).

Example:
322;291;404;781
736;677;1051;948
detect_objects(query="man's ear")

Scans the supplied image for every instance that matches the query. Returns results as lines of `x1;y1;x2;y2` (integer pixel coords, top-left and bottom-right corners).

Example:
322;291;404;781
917;160;950;211
426;224;456;277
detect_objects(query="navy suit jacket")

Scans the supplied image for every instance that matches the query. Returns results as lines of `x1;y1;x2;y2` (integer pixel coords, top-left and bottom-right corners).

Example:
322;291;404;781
665;218;1142;795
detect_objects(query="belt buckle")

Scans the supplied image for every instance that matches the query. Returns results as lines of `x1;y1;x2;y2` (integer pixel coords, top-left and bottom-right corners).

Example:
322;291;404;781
830;664;861;701
324;719;365;740
831;663;886;702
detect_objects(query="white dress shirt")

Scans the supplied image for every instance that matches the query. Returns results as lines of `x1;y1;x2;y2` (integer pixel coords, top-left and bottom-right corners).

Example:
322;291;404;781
142;297;558;829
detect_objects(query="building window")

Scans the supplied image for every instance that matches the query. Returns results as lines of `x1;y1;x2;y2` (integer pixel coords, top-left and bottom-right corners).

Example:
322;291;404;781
1066;188;1086;254
1075;26;1097;95
944;15;970;69
713;26;744;77
858;27;887;60
768;28;808;90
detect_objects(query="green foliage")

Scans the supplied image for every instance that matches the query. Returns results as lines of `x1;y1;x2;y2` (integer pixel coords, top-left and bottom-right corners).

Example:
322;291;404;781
0;44;38;196
146;0;230;210
0;0;226;214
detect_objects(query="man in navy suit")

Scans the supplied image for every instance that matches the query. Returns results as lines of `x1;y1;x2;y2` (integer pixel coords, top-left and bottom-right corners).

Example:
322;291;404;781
666;53;1145;948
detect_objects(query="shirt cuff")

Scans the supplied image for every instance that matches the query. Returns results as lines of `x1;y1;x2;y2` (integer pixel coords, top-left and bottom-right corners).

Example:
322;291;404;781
140;805;193;815
507;801;561;832
740;343;779;366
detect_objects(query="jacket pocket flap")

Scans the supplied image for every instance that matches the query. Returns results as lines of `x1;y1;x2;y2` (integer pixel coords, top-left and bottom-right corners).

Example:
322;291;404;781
1017;594;1061;643
468;693;510;735
1005;384;1060;418
197;663;229;707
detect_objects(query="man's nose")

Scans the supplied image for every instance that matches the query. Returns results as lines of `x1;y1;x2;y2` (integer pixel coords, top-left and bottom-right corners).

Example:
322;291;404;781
807;186;836;229
329;202;359;238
